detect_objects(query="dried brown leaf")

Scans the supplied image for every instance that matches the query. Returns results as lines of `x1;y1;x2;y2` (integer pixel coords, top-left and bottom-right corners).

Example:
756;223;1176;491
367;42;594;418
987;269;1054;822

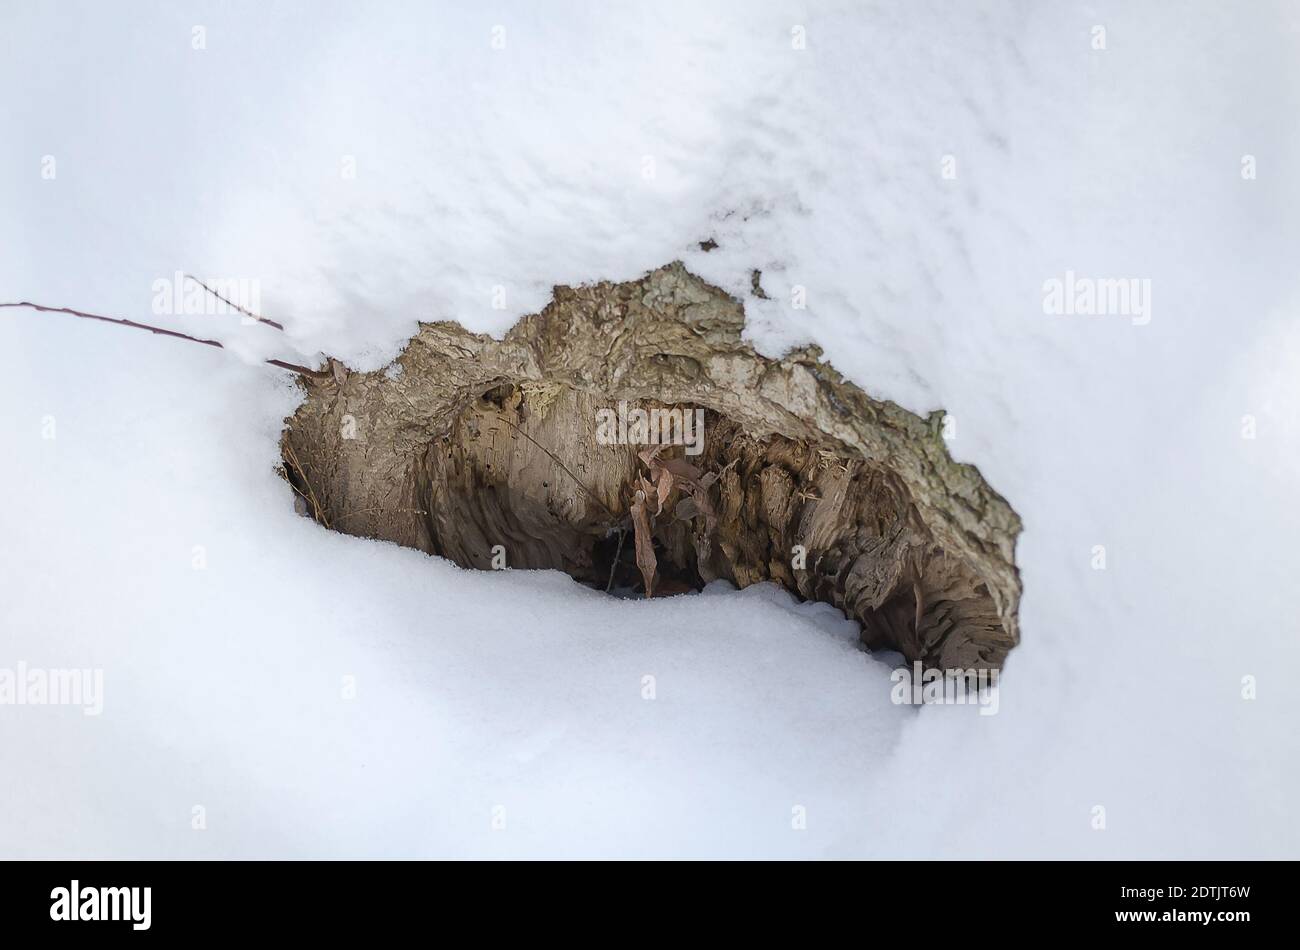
691;486;718;532
630;488;657;598
674;496;699;522
654;467;674;514
637;446;665;468
660;457;703;483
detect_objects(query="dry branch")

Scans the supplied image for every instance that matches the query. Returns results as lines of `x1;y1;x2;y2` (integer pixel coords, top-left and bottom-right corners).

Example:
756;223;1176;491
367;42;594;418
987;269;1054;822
183;275;285;330
0;300;328;378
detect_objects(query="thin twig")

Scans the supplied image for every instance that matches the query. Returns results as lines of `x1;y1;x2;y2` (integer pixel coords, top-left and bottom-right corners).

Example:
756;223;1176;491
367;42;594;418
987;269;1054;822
605;527;627;592
183;274;285;330
282;443;330;528
0;301;330;379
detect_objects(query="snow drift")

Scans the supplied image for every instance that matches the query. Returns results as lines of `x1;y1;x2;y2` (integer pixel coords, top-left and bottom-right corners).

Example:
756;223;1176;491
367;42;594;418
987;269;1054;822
1;0;1298;857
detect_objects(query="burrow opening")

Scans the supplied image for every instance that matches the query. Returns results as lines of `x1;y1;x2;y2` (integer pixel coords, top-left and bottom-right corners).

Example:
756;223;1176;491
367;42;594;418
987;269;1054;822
287;381;1015;670
279;263;1022;671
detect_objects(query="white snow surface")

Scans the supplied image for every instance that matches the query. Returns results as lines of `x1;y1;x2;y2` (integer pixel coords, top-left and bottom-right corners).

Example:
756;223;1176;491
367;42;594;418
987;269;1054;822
2;0;1298;857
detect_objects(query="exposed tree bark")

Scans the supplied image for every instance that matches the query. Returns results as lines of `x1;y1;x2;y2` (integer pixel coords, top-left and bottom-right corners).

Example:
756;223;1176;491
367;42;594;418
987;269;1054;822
282;263;1023;670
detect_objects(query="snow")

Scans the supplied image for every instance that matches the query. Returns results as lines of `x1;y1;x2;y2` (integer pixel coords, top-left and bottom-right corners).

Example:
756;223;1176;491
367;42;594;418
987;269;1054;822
2;0;1298;857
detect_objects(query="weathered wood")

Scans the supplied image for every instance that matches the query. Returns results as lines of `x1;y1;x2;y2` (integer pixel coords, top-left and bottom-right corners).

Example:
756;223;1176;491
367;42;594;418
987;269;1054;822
282;263;1022;670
